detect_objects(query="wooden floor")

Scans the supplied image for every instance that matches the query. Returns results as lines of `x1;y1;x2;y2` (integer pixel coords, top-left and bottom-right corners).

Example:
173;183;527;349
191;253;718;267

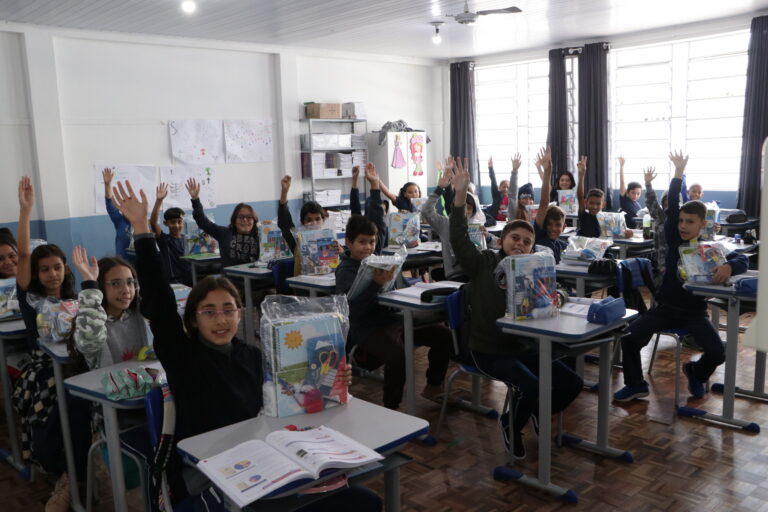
2;311;768;511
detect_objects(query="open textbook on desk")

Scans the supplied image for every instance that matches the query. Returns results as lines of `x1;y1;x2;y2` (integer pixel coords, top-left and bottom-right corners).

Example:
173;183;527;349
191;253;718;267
196;425;383;507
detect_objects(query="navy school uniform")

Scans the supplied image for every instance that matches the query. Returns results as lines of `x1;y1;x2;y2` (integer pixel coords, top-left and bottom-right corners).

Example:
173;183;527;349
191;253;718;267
533;221;567;264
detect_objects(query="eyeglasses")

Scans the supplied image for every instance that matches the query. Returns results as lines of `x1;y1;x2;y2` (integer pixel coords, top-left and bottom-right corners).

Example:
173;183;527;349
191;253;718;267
107;278;138;289
237;215;255;221
196;308;240;319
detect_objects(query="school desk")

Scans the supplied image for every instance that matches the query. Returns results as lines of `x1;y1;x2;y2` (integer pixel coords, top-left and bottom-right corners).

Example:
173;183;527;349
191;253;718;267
0;319;30;479
719;217;759;237
286;274;336;298
181;252;221;285
222;263;273;345
382;244;443;272
611;230;655;259
496;310;638;502
177;396;427;512
555;261;614;297
682;275;761;432
64;359;163;512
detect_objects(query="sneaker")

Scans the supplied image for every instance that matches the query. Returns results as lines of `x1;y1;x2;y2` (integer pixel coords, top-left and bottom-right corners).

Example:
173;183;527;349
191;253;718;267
499;413;525;460
683;362;705;398
421;384;444;403
613;383;650;402
45;473;71;512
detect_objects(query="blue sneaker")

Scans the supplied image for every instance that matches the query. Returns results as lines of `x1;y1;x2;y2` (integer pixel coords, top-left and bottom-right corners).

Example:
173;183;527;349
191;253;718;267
683;362;705;398
613;383;650;402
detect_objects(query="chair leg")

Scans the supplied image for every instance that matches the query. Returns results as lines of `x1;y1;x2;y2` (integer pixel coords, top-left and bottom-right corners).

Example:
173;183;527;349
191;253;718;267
434;368;461;440
673;335;682;414
86;440;103;511
504;387;516;466
648;332;662;374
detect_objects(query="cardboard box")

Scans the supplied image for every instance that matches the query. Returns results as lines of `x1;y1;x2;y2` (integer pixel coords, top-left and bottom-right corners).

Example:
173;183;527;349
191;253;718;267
305;103;342;119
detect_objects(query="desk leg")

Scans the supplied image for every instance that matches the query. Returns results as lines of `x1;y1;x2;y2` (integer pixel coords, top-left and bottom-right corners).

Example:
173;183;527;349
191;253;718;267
403;310;415;415
53;361;85;512
753;351;766;395
538;338;552;485
576;278;585;298
102;405;128;512
0;338;29;477
244;276;255;346
679;297;760;432
191;263;198;286
383;465;400;512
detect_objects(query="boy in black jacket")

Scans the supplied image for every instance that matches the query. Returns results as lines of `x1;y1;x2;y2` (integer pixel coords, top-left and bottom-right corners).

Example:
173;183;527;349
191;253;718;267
614;151;749;402
335;169;450;409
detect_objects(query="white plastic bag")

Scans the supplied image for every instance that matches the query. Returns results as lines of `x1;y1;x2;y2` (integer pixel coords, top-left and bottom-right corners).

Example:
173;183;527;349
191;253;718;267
562;236;613;263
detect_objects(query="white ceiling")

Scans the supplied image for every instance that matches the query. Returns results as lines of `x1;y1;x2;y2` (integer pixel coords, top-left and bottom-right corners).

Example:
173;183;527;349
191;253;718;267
1;0;768;60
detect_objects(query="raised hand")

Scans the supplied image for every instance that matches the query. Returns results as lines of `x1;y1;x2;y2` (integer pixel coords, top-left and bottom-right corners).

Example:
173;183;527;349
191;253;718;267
577;155;588;178
511;152;522;172
185;178;201;200
281;175;292;193
618;156;626;168
453;156;470;194
669;150;688;178
643;167;657;184
102;168;114;185
364;162;379;186
18;176;34;212
352;166;360;181
437;162;453;188
71;245;99;282
112;180;149;230
488;156;494;168
156;182;169;201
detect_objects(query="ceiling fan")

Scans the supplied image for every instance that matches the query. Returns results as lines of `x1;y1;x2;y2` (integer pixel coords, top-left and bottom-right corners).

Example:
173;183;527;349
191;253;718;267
446;1;522;25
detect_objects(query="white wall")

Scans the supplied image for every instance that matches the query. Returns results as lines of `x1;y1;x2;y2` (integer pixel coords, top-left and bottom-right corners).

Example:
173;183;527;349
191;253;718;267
0;24;447;231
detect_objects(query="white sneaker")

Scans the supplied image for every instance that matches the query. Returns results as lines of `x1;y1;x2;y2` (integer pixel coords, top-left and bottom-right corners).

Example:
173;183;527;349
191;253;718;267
45;472;71;512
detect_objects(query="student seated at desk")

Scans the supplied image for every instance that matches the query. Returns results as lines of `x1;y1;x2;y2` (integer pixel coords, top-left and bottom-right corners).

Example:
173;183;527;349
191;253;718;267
0;228;18;278
335;214;451;408
576;156;633;239
277;173;328;275
14;177;91;512
533;147;567;263
186;177;260;266
150;183;192;286
69;246;151;370
448;157;583;460
112;181;381;512
614;151;749;402
618;156;643;228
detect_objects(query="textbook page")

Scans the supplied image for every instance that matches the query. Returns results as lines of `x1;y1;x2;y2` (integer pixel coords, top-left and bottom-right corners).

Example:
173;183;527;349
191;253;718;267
266;426;383;477
196;439;312;508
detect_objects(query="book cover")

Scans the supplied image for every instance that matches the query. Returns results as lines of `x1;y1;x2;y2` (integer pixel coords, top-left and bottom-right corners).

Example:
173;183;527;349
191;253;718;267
0;277;18;320
258;221;292;262
263;314;348;417
387;212;420;248
699;201;720;241
295;228;340;275
468;223;487;250
678;242;728;283
496;253;558;320
558;189;578;215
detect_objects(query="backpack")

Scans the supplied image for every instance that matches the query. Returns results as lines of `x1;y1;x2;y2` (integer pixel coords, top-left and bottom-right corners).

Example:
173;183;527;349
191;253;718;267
615;258;656;313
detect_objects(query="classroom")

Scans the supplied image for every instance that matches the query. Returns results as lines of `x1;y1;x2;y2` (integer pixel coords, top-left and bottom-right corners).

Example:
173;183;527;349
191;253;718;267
1;1;768;511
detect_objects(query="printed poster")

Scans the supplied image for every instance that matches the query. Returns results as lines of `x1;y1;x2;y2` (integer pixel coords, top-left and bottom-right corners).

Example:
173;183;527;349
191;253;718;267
224;119;273;163
93;165;157;214
169;119;225;165
158;166;216;210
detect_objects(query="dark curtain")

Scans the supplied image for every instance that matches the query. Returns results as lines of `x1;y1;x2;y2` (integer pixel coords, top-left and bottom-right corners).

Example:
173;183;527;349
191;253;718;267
450;61;480;199
738;15;768;217
578;43;611;210
547;48;568;189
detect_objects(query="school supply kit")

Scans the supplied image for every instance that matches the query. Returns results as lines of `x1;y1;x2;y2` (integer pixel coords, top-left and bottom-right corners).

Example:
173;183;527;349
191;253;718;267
495;253;558;320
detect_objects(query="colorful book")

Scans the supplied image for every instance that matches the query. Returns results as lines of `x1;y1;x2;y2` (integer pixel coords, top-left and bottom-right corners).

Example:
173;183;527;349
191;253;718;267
195;426;383;508
558;189;578;215
678;242;728;283
262;314;348;417
387;212;420;248
468;223;487;250
496;253;558;320
0;278;18;320
295;227;340;275
699;201;720;241
258;221;292;262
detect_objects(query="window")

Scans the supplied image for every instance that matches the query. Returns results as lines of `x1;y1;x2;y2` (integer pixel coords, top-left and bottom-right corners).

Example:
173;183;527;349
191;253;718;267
610;31;749;191
475;60;549;192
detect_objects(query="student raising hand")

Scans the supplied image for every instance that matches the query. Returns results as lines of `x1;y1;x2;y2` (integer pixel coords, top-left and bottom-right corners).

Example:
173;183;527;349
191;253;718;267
452;156;470;207
112;181;149;234
156;182;168;201
669;150;688;179
511;152;522;172
18;176;34;213
279;175;291;204
437;161;453;188
185;178;201;200
577;155;588;179
364;162;380;188
71;245;99;282
102;168;115;199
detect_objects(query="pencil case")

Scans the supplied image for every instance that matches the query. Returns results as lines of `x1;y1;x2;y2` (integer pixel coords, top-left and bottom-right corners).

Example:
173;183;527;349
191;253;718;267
587;297;626;324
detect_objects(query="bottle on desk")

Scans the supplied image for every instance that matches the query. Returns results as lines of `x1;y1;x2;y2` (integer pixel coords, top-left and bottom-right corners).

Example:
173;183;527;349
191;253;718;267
642;214;652;240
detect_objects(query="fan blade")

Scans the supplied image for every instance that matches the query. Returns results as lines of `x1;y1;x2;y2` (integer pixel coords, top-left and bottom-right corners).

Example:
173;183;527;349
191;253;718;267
476;6;522;15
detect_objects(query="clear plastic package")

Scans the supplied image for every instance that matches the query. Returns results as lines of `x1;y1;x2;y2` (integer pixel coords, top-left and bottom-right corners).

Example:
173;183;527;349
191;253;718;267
260;295;350;417
468;223;487;250
293;225;341;275
562;236;613;263
597;212;627;238
387;212;420;248
495;253;558;320
27;294;79;343
678;242;728;283
700;201;720;241
0;277;19;320
258;220;293;262
558;189;578;215
347;246;407;300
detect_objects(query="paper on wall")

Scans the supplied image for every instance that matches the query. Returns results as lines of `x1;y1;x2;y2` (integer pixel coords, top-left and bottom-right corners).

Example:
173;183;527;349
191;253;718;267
169;119;225;165
224;119;273;163
158;166;216;210
93;165;157;214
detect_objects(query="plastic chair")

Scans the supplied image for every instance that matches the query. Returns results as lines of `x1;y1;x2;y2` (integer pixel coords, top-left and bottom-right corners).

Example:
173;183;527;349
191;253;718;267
271;258;295;295
647;327;690;411
434;289;505;447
